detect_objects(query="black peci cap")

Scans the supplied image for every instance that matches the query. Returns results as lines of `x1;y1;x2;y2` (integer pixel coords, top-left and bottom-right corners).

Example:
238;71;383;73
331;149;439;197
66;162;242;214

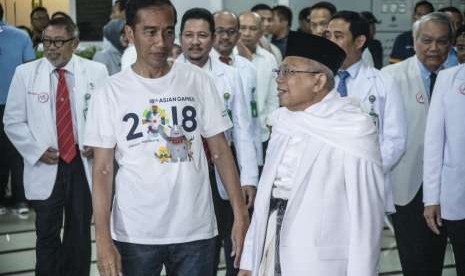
285;31;346;75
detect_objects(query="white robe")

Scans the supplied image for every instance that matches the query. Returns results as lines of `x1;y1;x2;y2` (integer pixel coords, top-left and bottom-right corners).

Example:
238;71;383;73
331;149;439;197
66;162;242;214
240;91;385;276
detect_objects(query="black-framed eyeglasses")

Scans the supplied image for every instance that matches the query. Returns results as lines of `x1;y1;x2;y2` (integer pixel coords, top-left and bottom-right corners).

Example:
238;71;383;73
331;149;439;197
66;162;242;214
215;28;238;37
42;38;75;48
272;68;321;78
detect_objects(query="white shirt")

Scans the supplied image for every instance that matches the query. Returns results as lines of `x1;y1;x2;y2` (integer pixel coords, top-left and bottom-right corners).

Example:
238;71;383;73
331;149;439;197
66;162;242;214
235;46;279;142
121;44;136;70
46;58;79;141
84;63;232;244
272;135;305;199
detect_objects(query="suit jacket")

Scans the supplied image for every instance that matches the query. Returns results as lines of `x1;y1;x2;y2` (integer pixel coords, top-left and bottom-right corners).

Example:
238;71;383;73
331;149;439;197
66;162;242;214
423;64;465;220
3;55;109;200
382;56;430;205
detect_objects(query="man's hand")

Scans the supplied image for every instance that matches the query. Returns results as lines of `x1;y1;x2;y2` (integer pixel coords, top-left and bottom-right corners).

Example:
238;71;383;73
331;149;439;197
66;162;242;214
424;204;442;235
242;185;256;209
238;269;252;276
39;147;59;164
96;238;122;276
236;40;253;60
81;146;94;158
231;211;249;268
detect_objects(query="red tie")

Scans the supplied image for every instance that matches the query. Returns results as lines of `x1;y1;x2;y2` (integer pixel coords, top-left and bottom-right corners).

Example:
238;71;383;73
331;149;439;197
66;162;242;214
219;56;232;65
56;69;76;163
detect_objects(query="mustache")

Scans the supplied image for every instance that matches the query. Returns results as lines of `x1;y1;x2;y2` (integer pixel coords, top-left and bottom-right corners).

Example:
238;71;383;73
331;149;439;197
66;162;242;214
188;46;203;51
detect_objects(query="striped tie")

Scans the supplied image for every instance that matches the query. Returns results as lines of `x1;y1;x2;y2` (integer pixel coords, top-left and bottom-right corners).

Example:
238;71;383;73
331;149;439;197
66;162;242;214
55;69;76;163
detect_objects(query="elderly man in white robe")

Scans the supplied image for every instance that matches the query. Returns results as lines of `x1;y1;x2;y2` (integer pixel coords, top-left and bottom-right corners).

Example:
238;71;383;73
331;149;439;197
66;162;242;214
238;32;385;276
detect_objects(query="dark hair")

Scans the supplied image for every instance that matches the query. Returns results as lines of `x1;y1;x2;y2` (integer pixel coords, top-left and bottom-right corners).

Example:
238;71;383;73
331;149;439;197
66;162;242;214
125;0;177;27
457;24;465;38
438;6;462;16
360;11;380;24
299;7;311;21
310;2;337;16
331;11;370;49
180;8;214;34
272;5;292;27
414;1;434;14
0;3;3;20
44;17;78;38
51;11;73;21
251;4;272;12
30;6;48;19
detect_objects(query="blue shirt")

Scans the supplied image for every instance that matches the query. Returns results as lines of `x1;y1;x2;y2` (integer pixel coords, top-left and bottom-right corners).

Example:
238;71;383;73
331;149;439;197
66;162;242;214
416;56;448;99
0;21;35;104
444;48;458;69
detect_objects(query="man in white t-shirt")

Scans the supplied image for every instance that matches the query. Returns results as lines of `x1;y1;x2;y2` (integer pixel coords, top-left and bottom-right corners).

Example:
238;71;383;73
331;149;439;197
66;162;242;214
84;1;249;275
177;8;258;276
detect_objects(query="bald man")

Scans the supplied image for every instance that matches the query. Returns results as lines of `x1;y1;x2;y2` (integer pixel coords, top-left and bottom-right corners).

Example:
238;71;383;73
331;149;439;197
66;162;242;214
238;12;279;163
213;11;262;167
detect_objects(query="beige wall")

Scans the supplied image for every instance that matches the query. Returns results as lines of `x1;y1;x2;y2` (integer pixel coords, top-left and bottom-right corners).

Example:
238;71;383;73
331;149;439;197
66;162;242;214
1;0;70;27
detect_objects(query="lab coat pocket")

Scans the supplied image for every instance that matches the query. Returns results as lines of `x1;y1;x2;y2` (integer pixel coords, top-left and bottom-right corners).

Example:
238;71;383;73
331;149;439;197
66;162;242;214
317;245;348;260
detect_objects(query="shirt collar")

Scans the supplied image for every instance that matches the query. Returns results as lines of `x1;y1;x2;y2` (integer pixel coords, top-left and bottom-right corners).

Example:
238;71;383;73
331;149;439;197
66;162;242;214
211;48;235;66
45;55;76;76
415;55;444;75
339;59;362;79
179;53;212;72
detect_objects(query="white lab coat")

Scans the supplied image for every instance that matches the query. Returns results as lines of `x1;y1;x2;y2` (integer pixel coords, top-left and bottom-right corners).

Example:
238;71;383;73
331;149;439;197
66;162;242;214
423;64;465;220
234;46;279;142
177;55;258;199
3;55;109;200
341;61;407;213
241;91;384;276
382;56;430;206
210;49;263;165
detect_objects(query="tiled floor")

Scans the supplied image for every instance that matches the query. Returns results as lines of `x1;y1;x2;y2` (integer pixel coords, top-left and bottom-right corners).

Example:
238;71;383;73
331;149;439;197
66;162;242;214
0;211;457;276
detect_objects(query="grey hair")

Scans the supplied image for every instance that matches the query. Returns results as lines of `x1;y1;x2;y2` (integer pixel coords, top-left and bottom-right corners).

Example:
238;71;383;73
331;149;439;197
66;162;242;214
313;61;335;91
413;12;454;42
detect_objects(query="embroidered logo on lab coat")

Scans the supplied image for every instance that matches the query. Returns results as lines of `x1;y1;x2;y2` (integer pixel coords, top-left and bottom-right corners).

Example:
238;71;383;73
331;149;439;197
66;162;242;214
458;83;465;95
28;92;49;103
38;93;49;103
416;92;425;104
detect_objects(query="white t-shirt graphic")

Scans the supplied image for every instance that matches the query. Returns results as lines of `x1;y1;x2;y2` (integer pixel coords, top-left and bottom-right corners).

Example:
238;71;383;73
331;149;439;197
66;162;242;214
85;62;232;244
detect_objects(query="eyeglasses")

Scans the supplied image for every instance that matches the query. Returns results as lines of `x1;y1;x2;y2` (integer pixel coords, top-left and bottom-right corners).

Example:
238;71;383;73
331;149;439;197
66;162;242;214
42;38;75;48
272;68;321;78
215;28;238;37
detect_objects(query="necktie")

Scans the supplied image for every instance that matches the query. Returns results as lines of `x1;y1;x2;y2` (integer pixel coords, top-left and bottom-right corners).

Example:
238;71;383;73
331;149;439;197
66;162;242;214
55;69;76;163
337;70;350;97
219;56;232;65
429;72;437;100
